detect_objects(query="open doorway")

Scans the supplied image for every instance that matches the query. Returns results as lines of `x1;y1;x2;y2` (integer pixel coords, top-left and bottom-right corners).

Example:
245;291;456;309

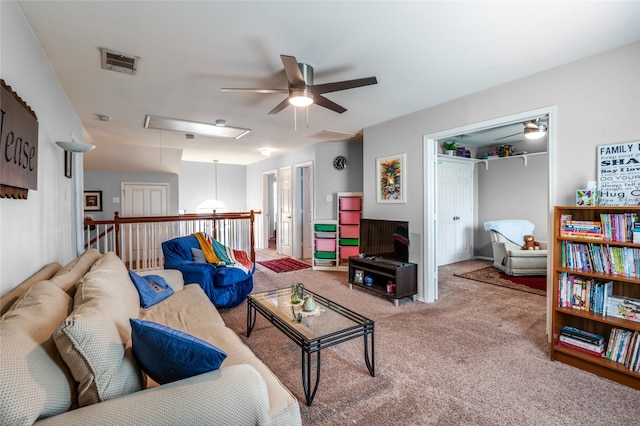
262;170;277;250
423;106;557;305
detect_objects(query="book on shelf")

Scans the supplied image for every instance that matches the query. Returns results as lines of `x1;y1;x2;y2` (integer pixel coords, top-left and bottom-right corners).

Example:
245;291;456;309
562;220;603;239
604;328;640;367
558;273;614;314
633;222;640;244
603;295;640;322
558;335;604;356
600;213;640;242
560;326;605;346
560;240;640;278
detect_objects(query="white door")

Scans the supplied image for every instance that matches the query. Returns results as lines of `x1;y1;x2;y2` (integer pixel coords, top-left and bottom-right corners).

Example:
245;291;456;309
122;183;168;217
279;166;293;256
121;182;169;268
437;160;473;265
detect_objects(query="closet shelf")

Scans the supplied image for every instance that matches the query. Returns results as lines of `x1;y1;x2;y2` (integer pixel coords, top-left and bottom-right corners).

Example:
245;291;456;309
437;151;547;169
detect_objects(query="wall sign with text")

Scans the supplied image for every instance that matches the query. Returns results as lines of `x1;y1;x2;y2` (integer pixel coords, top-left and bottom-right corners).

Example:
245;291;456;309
597;141;640;206
0;79;39;199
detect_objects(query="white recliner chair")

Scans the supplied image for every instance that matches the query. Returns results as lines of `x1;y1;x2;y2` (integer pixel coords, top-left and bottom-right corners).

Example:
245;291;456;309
484;219;548;276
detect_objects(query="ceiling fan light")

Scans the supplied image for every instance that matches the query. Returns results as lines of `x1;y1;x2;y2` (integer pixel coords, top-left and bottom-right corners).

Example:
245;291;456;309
524;124;547;140
289;89;313;107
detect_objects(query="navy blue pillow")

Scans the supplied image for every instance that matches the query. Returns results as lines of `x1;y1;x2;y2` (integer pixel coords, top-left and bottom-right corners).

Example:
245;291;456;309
130;319;227;384
128;270;174;308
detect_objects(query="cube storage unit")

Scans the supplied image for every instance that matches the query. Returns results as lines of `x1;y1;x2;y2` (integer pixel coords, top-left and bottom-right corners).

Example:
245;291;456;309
313;221;338;270
337;192;363;270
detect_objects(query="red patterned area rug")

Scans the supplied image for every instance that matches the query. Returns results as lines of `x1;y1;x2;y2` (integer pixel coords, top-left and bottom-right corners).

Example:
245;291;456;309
257;258;311;274
455;266;546;296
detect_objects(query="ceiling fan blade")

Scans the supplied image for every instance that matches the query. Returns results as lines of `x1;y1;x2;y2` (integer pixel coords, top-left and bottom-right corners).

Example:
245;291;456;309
268;97;291;115
314;95;347;114
312;76;377;94
494;131;522;141
222;88;288;94
280;55;305;87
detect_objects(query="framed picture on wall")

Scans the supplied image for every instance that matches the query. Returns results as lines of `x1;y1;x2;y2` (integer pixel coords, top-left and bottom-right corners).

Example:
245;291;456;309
376;153;406;203
84;191;102;211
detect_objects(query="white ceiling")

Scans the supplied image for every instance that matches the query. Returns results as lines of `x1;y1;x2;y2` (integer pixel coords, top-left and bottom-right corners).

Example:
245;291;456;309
17;1;640;173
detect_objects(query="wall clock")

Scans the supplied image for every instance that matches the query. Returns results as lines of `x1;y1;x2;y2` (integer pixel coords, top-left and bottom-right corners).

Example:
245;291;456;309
333;155;347;170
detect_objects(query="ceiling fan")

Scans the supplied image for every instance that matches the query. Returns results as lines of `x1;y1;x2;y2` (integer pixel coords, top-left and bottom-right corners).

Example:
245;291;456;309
222;55;377;114
495;118;548;141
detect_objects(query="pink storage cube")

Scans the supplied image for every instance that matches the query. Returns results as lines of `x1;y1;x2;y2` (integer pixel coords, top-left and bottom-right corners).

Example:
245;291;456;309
315;238;336;252
339;197;362;211
339;211;361;225
340;225;359;238
339;246;359;259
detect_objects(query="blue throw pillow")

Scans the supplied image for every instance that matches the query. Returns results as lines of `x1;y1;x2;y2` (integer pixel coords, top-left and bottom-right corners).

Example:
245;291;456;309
128;270;174;308
130;319;227;384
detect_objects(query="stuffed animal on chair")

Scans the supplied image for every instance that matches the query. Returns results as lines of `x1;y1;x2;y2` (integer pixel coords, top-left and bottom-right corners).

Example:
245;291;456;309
522;234;540;250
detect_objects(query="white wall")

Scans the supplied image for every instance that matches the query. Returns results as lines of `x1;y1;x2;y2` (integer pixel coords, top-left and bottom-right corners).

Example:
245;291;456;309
179;161;246;213
364;41;640;300
1;1;83;296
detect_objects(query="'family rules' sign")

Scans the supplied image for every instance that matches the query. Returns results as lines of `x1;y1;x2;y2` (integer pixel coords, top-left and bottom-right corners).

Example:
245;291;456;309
597;141;640;206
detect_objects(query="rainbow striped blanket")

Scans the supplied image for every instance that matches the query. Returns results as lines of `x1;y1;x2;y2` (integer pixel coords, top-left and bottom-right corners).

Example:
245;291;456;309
193;232;254;273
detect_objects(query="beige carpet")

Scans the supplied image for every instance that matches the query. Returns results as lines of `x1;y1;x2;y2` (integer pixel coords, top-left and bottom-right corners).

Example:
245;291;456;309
219;251;640;425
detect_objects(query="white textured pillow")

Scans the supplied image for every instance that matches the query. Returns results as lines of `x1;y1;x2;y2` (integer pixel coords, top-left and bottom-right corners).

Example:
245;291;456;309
0;281;76;425
54;252;144;407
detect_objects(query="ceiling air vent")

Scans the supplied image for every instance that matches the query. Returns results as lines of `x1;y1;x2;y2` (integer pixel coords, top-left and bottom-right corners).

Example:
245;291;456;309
309;129;363;142
100;48;139;75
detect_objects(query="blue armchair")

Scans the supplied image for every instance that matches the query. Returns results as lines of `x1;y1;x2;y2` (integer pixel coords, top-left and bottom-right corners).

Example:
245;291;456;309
161;235;254;308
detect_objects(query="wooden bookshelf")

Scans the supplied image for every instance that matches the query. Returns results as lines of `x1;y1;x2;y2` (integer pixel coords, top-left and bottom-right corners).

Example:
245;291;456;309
551;206;640;390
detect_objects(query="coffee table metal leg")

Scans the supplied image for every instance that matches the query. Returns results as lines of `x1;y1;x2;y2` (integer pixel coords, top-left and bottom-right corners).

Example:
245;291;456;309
246;301;257;337
301;348;321;406
364;332;375;377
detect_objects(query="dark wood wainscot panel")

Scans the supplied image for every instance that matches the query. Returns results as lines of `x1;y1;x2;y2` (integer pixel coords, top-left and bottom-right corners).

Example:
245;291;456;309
1;79;38;199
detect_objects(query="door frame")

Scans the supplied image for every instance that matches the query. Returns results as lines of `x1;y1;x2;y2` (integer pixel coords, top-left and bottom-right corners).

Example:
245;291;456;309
293;161;314;259
423;106;557;310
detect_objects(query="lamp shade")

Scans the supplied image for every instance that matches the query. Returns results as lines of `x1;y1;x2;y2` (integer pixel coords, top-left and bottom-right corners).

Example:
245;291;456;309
55;141;96;152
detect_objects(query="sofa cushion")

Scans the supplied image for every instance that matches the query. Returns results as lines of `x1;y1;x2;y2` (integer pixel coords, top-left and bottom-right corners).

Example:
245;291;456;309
130;319;227;384
129;270;174;308
50;249;102;295
54;252;144;407
139;284;226;332
0;281;76;424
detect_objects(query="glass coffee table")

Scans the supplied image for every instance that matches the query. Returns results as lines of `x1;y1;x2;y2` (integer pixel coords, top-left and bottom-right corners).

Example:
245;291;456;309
247;287;375;406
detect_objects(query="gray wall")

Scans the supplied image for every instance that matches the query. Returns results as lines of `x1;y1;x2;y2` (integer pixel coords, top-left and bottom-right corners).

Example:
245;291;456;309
84;172;179;220
363;42;640;299
476;153;548;257
246;141;363;220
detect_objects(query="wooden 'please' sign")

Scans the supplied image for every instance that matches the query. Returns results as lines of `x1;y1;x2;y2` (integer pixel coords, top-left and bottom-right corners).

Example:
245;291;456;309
0;80;38;199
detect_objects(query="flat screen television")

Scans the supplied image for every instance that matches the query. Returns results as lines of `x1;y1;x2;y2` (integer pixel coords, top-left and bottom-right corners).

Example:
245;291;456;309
359;218;409;262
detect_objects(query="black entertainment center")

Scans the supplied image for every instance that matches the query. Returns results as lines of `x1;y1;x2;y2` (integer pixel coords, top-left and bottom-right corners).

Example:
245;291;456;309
348;219;417;306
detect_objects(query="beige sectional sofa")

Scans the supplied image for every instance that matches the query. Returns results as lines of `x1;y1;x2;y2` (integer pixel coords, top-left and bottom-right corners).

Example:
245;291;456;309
0;249;301;425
